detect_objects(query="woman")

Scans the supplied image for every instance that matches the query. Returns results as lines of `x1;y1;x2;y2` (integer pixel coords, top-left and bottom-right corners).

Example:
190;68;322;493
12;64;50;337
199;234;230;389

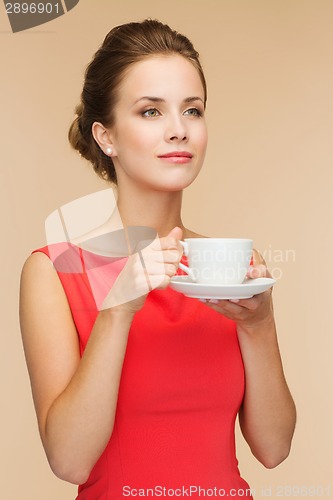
19;19;296;499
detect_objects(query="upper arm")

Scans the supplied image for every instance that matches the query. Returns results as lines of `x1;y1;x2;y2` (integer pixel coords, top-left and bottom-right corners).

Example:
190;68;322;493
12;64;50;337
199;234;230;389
19;252;81;439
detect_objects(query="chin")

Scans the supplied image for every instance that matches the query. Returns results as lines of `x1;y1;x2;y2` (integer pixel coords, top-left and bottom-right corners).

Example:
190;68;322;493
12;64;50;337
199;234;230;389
134;167;201;192
160;169;202;191
156;178;197;192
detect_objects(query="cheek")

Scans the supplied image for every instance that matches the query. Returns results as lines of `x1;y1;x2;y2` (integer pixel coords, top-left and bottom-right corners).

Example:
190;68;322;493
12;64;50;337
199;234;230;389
113;128;136;164
125;124;158;153
196;125;208;151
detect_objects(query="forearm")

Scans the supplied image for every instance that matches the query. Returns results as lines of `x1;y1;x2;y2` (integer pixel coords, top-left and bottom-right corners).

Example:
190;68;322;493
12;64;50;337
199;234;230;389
43;307;134;484
237;316;296;468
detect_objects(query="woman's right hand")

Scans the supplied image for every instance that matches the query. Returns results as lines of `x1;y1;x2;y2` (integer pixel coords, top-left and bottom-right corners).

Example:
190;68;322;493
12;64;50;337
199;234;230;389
101;226;184;315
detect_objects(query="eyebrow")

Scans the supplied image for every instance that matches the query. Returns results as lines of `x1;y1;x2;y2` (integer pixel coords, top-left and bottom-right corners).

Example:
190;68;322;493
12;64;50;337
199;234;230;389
134;96;205;106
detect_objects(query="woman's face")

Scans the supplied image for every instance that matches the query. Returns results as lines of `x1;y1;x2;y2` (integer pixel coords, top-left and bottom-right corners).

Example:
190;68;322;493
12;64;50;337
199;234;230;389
109;54;208;192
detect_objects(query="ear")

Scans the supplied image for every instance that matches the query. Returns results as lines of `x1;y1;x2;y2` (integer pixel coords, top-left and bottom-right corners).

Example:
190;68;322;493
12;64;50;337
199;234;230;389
92;122;117;156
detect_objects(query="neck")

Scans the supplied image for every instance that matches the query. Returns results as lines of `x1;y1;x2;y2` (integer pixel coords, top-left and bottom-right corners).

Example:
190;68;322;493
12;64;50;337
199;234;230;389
112;182;187;238
104;170;191;238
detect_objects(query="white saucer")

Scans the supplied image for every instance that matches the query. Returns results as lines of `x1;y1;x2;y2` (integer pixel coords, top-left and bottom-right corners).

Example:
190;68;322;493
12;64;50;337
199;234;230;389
169;276;276;300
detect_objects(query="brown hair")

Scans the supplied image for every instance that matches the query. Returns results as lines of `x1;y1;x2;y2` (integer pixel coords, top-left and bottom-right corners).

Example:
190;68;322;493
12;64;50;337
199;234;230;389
68;19;207;185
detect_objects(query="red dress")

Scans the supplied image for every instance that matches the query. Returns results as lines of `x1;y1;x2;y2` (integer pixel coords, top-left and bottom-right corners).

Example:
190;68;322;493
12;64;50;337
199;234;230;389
31;242;253;500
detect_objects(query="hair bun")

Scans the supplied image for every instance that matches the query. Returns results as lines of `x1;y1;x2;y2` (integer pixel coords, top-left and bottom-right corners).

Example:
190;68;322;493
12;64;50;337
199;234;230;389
68;19;206;186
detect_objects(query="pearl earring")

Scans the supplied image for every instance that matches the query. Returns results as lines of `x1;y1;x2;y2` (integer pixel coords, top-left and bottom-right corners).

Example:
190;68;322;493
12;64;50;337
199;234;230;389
106;147;113;155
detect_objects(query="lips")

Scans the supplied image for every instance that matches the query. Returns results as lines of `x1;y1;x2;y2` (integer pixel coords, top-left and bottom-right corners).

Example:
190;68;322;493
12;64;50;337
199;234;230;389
158;151;193;158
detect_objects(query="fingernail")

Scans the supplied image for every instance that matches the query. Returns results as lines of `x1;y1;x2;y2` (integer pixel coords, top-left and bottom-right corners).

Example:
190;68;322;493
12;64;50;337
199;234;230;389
209;299;218;304
229;299;240;303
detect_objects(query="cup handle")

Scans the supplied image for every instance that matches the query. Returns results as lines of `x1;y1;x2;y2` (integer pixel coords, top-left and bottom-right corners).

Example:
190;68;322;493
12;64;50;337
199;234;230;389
179;240;188;256
178;241;196;282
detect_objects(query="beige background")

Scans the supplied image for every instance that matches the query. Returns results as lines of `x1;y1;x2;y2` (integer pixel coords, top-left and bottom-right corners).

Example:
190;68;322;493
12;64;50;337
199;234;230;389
1;0;332;498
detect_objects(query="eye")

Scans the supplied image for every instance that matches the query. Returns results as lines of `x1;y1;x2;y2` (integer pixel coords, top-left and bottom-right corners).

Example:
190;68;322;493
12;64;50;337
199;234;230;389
142;108;161;118
184;108;203;117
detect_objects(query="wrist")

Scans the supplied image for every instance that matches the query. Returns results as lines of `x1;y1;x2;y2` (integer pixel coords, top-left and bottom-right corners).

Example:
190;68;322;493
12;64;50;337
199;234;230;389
237;313;276;339
99;306;136;324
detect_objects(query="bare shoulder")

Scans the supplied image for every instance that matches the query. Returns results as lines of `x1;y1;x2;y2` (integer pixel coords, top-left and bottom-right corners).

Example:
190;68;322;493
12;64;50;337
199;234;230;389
20;251;80;432
20;251;71;311
22;250;58;276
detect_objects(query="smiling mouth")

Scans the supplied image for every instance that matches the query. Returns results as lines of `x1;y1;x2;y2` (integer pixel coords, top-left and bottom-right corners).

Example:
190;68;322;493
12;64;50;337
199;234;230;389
158;152;193;164
158;155;193;164
158;152;193;159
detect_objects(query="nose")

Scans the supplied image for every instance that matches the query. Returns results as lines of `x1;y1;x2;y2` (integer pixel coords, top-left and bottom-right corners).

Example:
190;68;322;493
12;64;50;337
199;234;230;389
164;114;188;143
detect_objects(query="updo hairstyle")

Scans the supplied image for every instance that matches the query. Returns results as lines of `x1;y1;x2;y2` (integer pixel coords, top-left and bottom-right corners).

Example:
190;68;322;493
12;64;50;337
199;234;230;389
68;19;207;184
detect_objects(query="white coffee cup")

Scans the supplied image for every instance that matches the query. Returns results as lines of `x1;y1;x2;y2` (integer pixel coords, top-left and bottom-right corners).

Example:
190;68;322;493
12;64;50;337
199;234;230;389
178;238;253;285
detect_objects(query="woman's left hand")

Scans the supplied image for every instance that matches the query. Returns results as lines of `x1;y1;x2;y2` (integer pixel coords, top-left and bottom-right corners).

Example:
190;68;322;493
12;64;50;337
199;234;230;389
201;249;274;333
204;250;296;468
